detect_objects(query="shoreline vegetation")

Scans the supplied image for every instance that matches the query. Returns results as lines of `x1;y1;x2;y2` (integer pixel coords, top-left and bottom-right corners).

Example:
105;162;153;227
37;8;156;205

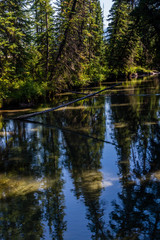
1;0;160;108
1;73;159;111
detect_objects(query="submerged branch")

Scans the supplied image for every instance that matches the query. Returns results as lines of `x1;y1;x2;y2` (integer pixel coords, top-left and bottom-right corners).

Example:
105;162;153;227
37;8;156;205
6;118;117;146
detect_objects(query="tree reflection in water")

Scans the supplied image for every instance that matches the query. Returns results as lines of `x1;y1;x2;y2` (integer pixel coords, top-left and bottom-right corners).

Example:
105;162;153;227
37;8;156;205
0;120;66;240
48;96;108;239
107;77;160;239
0;77;160;239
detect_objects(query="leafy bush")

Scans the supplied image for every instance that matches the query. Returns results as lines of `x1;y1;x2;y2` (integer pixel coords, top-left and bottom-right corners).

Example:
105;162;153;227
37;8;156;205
10;79;48;103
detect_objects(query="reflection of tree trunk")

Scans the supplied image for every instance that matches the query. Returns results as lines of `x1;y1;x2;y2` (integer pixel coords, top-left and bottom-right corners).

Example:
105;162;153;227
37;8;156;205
142;137;148;174
59;125;107;238
53;113;107;238
87;201;107;239
131;142;136;165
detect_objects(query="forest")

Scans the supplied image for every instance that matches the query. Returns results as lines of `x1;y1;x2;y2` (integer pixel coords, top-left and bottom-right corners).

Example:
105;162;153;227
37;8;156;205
0;0;160;104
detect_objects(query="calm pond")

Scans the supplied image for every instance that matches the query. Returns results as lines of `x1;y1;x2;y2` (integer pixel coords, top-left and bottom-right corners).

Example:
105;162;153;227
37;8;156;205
0;76;160;239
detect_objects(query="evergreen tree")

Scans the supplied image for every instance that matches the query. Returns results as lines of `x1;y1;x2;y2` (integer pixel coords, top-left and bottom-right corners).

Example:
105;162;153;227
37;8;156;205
132;0;160;68
85;0;105;83
106;0;160;76
107;0;133;75
50;0;105;90
0;0;31;85
31;0;55;80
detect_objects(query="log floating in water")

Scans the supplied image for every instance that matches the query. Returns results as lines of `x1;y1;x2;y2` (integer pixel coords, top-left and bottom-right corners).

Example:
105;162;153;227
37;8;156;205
14;83;122;120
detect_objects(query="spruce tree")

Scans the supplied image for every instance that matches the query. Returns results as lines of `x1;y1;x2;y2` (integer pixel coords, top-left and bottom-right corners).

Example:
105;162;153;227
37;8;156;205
132;0;160;68
0;0;31;82
106;0;160;75
50;0;104;89
31;0;55;80
107;0;132;75
85;0;105;83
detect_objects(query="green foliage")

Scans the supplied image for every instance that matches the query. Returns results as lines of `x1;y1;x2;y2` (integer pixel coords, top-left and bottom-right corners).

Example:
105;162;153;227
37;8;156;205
50;0;105;88
132;0;160;68
31;0;55;81
0;0;31;77
0;0;105;104
106;0;160;76
1;0;160;104
127;66;151;75
106;0;137;74
10;79;48;102
0;75;48;102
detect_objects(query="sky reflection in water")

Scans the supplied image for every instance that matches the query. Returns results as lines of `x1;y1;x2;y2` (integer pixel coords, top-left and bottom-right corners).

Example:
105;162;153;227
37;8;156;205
0;76;160;240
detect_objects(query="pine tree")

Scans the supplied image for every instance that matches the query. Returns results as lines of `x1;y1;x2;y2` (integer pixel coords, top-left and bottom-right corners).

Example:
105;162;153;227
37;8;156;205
0;0;31;82
106;0;160;75
85;0;105;83
31;0;55;80
107;0;132;74
132;0;160;68
50;0;105;89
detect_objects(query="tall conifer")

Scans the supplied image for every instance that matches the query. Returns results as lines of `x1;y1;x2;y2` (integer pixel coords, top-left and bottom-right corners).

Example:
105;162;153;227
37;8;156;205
0;0;31;80
107;0;132;74
50;0;104;89
31;0;55;80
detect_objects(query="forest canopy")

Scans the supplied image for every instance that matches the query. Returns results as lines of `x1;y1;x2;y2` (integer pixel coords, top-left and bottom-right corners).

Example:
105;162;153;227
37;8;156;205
0;0;160;103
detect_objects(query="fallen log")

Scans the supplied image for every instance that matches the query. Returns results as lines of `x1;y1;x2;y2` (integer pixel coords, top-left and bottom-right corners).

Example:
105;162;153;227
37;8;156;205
13;118;117;146
14;83;122;120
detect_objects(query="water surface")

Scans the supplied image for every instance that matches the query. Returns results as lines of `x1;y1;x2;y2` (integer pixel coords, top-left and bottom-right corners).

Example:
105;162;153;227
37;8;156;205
0;76;160;239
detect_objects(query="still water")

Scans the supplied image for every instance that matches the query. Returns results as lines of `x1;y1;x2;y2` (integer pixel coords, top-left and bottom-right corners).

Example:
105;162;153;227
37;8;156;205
0;76;160;240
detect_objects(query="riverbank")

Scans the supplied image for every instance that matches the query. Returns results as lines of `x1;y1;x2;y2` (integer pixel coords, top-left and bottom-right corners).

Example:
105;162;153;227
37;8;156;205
0;71;159;110
0;76;160;239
